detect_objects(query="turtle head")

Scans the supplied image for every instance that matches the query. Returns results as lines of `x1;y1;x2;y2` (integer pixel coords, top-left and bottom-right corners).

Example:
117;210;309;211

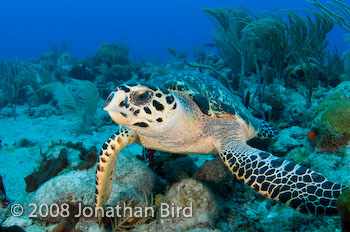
104;83;178;132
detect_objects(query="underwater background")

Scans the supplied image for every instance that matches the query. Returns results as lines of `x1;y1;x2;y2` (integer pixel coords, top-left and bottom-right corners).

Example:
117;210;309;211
1;0;350;231
0;0;348;61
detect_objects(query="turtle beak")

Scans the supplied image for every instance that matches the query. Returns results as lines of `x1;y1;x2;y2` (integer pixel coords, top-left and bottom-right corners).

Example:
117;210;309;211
104;91;116;110
104;90;129;125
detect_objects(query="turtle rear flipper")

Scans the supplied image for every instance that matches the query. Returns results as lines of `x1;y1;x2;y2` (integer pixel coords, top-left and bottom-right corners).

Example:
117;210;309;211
256;119;279;139
218;141;348;215
95;127;136;209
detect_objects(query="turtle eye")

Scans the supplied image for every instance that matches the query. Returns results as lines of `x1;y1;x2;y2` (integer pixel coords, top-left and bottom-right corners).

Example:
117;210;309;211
137;91;151;101
131;90;153;105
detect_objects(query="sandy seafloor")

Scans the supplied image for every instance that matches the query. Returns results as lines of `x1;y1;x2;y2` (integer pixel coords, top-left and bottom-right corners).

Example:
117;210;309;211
0;102;214;231
0;103;212;203
0;98;349;231
0;103;145;203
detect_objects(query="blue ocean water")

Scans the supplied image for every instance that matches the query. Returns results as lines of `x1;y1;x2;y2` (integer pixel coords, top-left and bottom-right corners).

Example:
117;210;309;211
0;0;347;61
0;0;350;231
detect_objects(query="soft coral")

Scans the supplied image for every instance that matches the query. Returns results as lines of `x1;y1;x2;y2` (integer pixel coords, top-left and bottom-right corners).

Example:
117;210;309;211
0;175;9;208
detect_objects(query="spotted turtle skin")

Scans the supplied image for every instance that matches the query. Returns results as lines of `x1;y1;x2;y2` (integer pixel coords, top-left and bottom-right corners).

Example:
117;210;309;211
148;71;262;135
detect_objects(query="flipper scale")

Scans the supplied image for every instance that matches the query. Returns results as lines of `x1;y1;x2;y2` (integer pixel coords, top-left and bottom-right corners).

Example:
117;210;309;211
95;127;136;208
219;141;348;215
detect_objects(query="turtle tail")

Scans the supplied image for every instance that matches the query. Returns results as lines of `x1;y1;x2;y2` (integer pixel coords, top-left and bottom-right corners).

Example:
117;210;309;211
219;141;348;215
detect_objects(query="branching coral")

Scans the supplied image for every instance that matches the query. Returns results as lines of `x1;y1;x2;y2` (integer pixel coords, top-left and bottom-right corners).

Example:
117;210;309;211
166;47;189;61
184;60;231;90
202;6;258;93
20;62;56;104
309;0;350;31
204;5;337;104
0;58;56;116
285;10;334;101
243;17;289;80
287;10;333;57
0;60;22;119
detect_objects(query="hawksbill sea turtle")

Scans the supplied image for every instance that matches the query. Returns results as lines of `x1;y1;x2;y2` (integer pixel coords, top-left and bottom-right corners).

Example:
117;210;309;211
95;70;348;215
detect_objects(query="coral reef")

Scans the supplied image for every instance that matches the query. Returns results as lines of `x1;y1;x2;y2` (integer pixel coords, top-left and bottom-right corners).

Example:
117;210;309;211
27;155;155;222
0;225;26;232
41;78;100;132
0;60;22;119
93;43;132;82
0;3;349;231
74;147;98;170
140;179;219;232
107;194;156;231
56;52;75;76
15;138;35;148
24;140;97;194
24;148;68;193
193;157;235;198
336;188;350;232
321;98;350;133
312;82;350;153
51;204;82;232
52;217;82;232
270;126;309;156
160;179;218;231
2;216;33;229
166;47;189;61
69;63;95;81
310;0;350;31
166;47;189;69
93;43;130;67
109;64;132;81
133;60;169;81
63;141;98;170
152;152;198;183
203;5;341;111
0;175;9;207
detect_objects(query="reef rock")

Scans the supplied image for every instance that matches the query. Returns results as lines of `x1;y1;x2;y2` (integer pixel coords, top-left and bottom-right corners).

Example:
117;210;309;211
193;157;235;198
157;178;219;231
93;43;130;67
270;126;309;156
155;154;198;183
311;81;350;153
26;154;155;222
57;52;74;74
2;216;33;228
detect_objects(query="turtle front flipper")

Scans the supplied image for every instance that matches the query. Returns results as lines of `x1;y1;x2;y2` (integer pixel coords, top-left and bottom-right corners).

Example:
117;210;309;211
218;141;349;215
95;127;137;208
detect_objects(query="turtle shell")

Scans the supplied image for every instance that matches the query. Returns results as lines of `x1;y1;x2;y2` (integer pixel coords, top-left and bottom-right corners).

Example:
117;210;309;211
149;70;260;131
